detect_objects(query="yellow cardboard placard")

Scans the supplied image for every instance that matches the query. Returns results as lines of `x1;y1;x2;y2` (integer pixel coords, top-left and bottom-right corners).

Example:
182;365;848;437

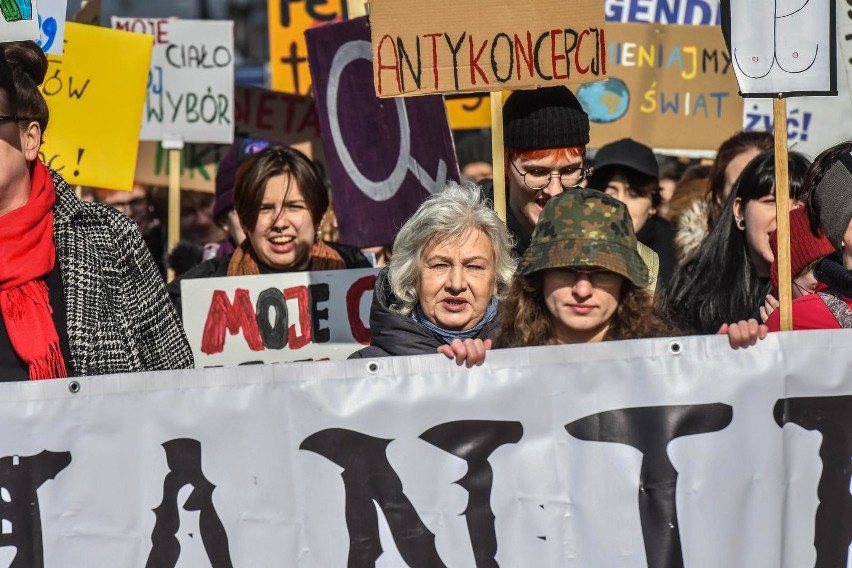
582;23;743;152
370;0;606;97
268;0;348;95
446;94;490;130
40;22;152;190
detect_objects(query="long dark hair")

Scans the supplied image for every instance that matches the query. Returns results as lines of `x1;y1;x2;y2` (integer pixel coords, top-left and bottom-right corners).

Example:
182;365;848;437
665;149;810;333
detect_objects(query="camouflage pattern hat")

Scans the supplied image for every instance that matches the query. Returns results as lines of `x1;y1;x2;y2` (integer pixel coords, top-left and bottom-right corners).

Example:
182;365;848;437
517;189;650;287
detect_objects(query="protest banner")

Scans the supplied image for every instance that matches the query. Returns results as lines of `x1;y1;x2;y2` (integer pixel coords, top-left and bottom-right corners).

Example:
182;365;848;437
0;0;38;42
721;0;837;97
132;86;324;193
181;268;378;366
605;0;721;25
306;17;459;249
111;18;235;145
576;22;743;152
37;0;66;55
268;0;348;95
39;22;152;190
2;331;852;565
369;0;607;97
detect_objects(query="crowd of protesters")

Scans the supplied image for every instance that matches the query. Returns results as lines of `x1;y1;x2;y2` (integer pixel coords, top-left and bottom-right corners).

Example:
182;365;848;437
2;40;852;379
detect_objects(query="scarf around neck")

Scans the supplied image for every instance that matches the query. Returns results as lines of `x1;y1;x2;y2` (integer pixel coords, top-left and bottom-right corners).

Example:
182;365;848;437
0;161;68;380
227;239;347;276
411;297;498;345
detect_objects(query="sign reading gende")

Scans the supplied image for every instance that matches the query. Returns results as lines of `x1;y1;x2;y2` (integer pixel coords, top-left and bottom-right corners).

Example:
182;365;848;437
181;268;377;365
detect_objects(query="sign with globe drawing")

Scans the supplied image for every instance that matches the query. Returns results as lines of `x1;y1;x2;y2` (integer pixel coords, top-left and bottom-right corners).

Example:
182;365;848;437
577;22;743;152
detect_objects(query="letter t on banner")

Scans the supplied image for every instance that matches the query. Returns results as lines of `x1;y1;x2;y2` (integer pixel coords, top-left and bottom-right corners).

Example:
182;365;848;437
720;0;838;330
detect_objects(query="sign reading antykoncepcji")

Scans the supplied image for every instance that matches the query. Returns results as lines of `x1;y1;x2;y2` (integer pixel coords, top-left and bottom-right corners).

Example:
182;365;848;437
111;17;235;144
181;268;377;366
307;17;459;249
369;0;607;97
721;0;837;97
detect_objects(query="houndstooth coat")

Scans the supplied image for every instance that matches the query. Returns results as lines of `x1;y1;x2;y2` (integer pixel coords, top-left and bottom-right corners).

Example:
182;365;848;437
51;168;194;376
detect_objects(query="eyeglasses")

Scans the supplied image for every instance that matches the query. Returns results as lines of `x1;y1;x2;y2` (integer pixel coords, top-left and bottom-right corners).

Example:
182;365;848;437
0;115;29;123
510;160;591;191
555;267;623;287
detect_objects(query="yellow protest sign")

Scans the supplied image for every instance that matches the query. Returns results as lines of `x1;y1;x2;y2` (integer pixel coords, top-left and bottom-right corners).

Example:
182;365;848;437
40;22;152;190
445;94;490;130
268;0;348;95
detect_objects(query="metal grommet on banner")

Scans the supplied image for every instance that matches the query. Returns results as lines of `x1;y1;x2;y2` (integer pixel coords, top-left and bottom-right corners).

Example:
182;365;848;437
668;341;682;355
366;361;380;374
68;380;81;394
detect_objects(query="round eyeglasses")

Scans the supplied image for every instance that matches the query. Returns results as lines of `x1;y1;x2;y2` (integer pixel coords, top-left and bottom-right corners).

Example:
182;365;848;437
510;160;591;191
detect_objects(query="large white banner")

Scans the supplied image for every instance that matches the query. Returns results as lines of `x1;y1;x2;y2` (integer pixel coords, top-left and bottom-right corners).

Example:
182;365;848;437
181;268;378;366
4;330;852;565
111;18;235;144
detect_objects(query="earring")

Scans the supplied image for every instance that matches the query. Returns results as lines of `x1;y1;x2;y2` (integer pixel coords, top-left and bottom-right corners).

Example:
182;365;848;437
736;218;746;229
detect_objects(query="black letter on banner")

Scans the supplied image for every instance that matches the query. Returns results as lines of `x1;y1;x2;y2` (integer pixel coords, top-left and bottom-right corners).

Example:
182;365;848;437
309;283;331;343
301;428;446;567
774;395;852;567
0;450;71;568
420;420;523;568
565;403;733;568
146;439;233;568
256;287;288;349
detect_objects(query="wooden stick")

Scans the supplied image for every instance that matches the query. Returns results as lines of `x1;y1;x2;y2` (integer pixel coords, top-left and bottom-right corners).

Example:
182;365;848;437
167;147;181;282
773;96;793;331
347;0;368;17
490;92;506;223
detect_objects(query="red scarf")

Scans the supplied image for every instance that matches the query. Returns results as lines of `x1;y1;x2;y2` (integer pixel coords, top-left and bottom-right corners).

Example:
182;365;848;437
0;161;68;380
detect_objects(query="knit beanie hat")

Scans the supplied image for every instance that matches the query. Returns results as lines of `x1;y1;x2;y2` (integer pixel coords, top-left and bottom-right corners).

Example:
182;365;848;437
812;151;852;249
503;86;590;150
769;207;835;294
455;132;492;169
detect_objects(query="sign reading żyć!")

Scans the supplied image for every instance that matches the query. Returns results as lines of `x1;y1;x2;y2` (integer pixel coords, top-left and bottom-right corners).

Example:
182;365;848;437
369;0;607;97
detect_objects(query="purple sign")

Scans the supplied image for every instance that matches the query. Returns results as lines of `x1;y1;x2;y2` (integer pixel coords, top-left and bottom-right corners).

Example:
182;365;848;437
306;17;460;249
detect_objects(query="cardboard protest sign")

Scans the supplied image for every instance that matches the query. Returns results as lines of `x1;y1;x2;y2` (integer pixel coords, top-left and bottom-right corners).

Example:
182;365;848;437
37;0;66;55
268;0;348;95
134;141;226;192
182;268;378;365
577;22;743;152
112;18;234;144
721;0;837;97
307;17;460;248
369;0;606;97
3;331;852;564
605;0;721;25
0;0;38;42
39;23;152;190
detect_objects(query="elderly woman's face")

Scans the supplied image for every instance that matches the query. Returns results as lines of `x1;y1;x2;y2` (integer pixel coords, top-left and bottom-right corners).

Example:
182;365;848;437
415;229;497;331
542;267;623;343
246;173;315;271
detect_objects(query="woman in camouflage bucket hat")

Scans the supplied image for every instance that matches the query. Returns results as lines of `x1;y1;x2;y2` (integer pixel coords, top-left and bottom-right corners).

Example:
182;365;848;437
497;189;673;345
496;189;768;348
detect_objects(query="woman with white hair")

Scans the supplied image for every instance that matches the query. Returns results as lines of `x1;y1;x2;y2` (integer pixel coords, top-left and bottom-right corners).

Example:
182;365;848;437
350;181;516;366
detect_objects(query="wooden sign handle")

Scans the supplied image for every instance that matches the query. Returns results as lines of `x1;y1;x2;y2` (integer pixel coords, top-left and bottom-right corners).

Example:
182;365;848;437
491;92;506;223
773;96;793;331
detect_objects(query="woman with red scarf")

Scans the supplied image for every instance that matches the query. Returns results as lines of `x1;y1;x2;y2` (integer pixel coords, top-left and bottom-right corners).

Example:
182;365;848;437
0;41;192;380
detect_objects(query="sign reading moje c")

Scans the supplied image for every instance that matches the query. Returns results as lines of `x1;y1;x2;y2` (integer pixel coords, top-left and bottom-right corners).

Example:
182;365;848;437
3;332;852;565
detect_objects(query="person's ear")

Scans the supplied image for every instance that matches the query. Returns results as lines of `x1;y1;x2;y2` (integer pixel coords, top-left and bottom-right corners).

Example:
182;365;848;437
732;197;746;231
21;120;41;161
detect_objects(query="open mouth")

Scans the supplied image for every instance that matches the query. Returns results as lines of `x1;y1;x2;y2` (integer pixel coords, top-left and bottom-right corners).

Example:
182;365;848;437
442;298;469;311
268;235;296;252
